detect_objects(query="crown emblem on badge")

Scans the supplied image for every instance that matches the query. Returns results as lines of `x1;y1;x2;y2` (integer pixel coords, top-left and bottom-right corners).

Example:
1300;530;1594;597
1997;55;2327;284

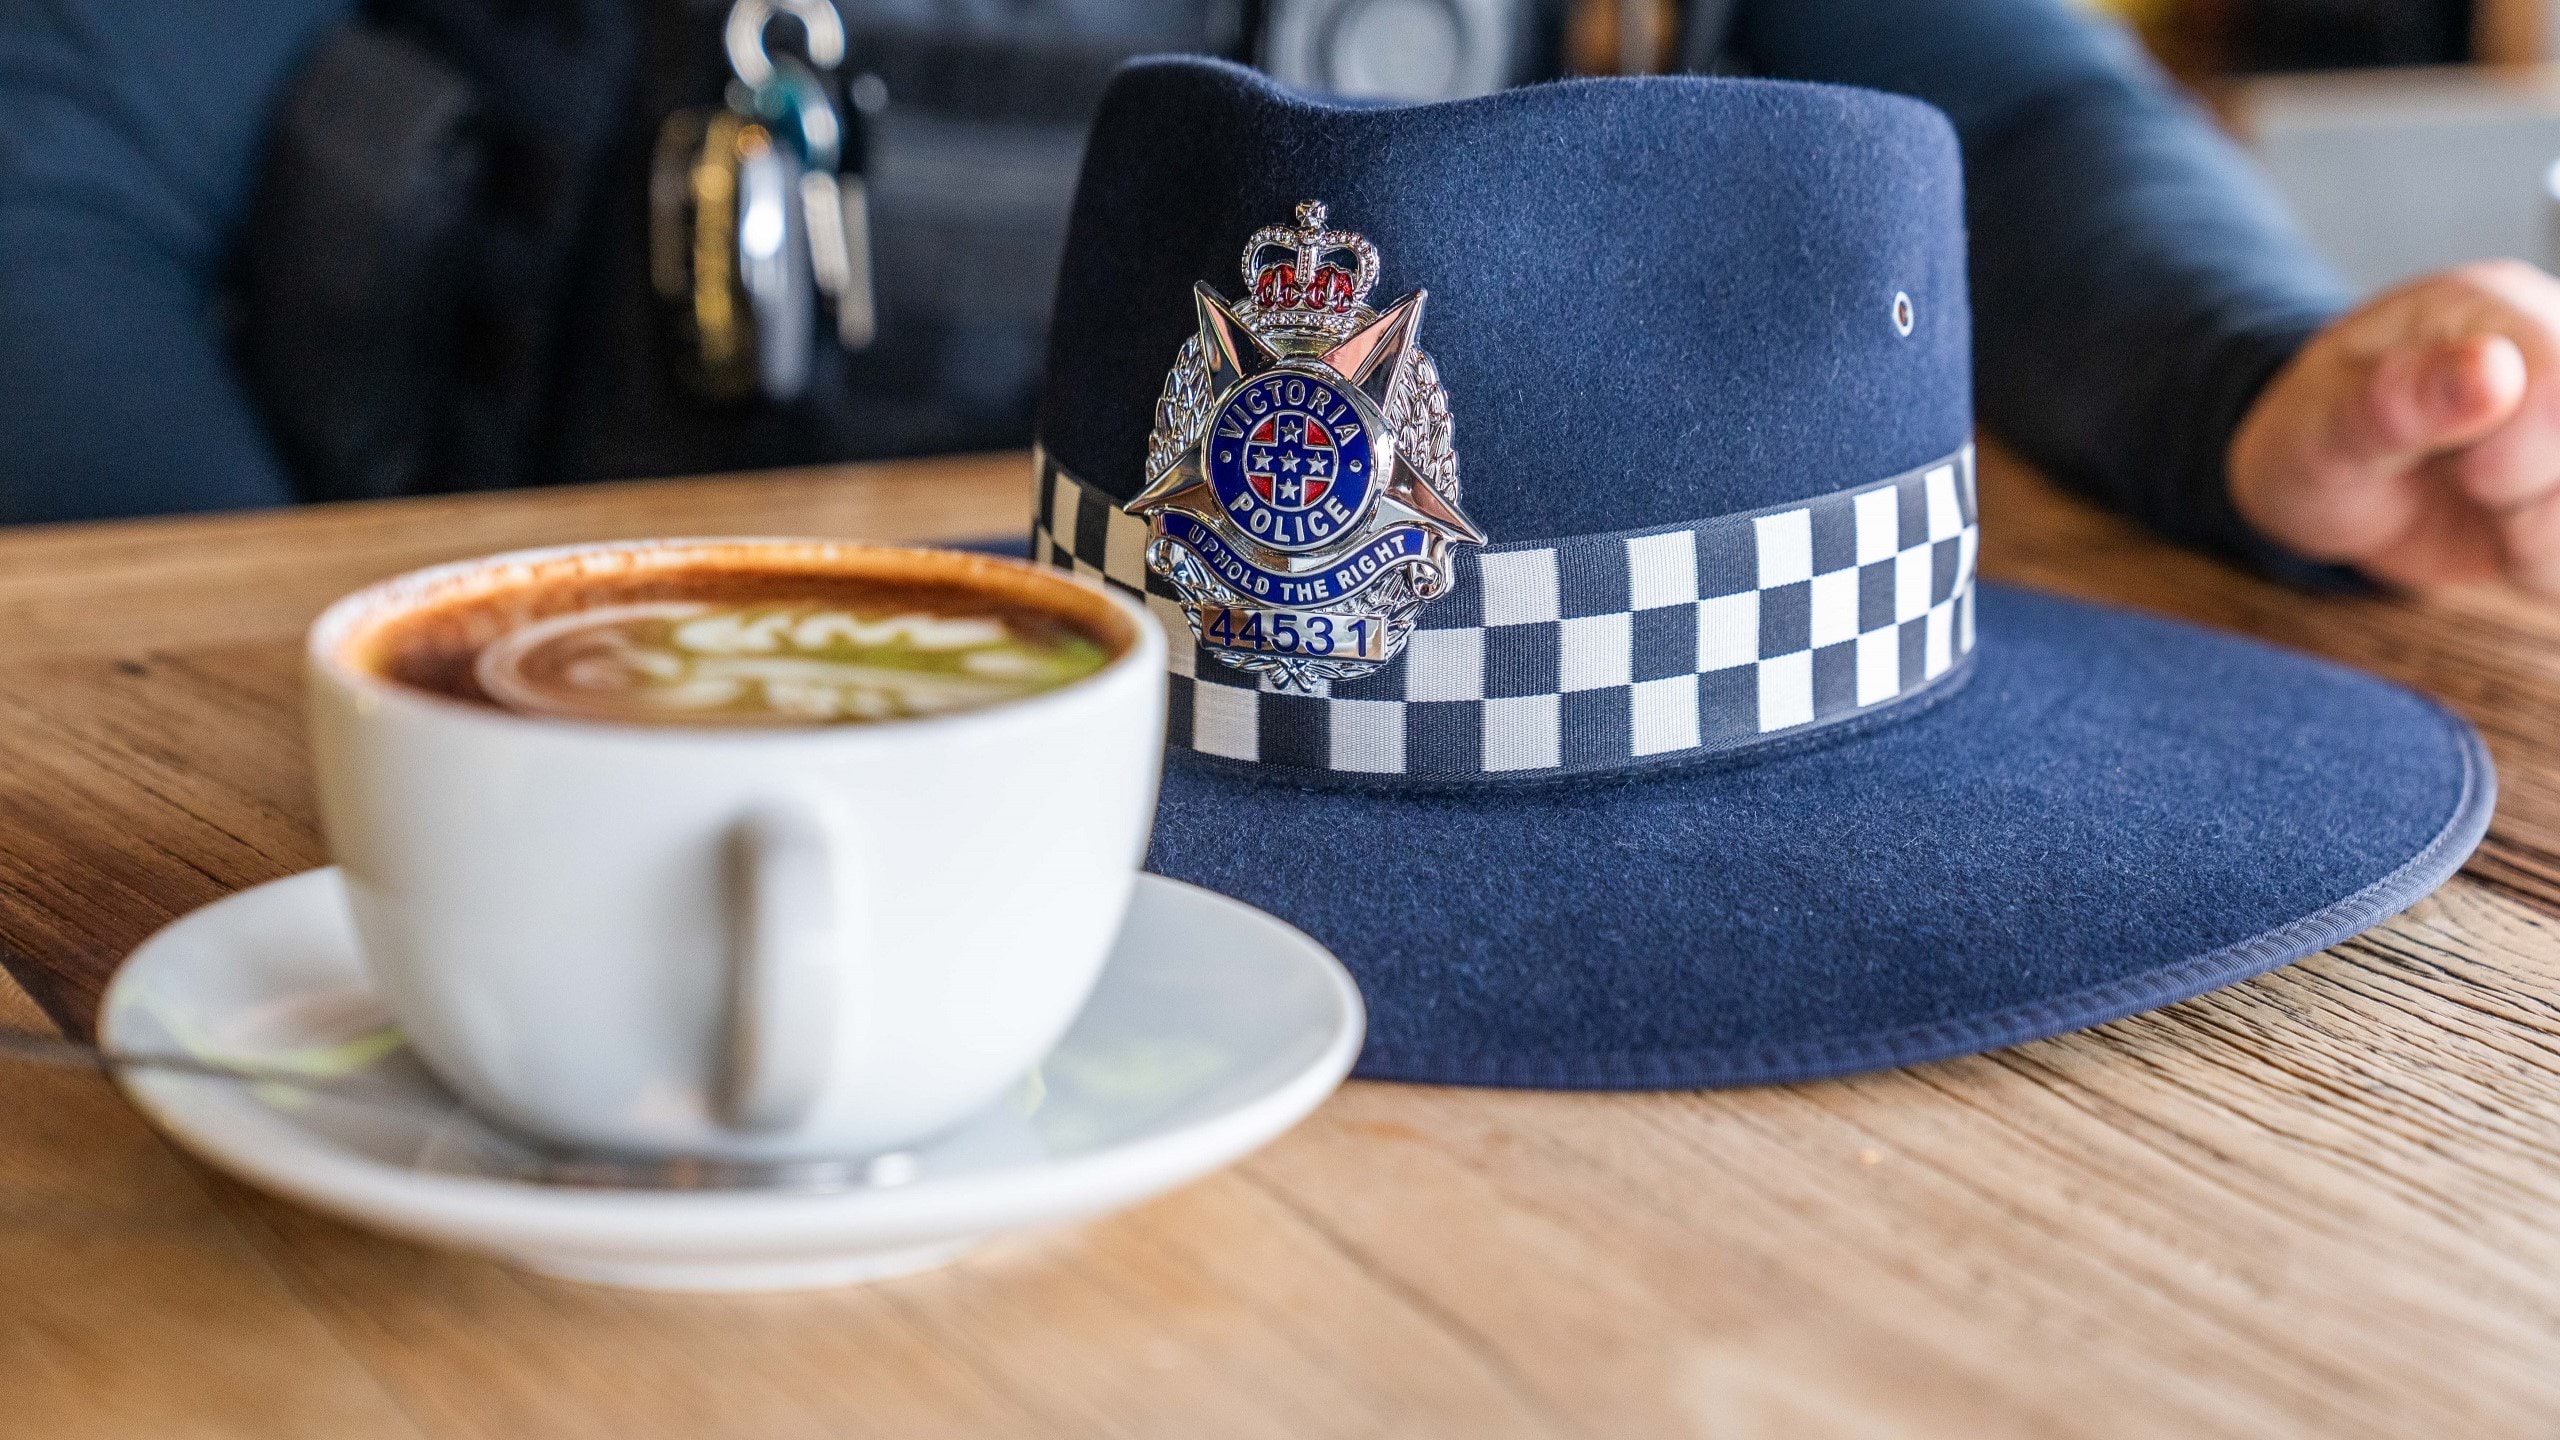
1243;201;1380;340
1128;200;1485;691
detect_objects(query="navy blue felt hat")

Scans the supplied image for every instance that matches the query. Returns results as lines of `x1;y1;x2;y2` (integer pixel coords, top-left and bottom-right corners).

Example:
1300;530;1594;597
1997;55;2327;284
1028;58;2494;1087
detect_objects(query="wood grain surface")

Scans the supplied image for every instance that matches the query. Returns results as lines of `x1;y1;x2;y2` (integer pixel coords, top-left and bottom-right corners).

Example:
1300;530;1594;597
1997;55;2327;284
3;446;2559;1438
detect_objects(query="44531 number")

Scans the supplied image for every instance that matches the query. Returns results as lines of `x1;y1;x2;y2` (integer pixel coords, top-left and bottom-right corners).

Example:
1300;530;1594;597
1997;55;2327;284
1194;604;1390;661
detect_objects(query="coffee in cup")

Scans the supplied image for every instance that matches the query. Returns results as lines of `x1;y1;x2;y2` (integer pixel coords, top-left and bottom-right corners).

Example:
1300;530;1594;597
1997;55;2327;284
308;539;1166;1160
345;552;1119;727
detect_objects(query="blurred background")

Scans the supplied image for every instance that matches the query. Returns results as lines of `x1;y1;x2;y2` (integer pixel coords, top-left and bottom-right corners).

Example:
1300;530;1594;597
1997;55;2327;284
2128;0;2560;295
9;0;2560;522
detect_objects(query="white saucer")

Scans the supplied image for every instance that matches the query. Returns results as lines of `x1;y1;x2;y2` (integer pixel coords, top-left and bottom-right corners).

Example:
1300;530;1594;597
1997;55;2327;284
101;868;1363;1292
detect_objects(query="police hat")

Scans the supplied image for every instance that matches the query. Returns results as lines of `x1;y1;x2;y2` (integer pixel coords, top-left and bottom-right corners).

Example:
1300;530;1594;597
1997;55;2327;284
1028;58;2492;1086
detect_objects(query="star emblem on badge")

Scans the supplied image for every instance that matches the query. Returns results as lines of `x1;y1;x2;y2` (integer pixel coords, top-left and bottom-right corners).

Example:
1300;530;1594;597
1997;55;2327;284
1127;283;1485;548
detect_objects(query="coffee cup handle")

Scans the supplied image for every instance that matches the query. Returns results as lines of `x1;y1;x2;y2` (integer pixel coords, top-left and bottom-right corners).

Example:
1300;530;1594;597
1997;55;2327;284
719;798;851;1132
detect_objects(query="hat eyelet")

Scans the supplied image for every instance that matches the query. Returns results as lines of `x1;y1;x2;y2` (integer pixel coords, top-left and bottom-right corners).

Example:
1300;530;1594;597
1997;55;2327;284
1892;291;1915;337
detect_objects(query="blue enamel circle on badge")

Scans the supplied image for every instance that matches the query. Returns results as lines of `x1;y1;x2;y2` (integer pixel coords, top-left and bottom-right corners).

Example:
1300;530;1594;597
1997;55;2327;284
1204;370;1379;553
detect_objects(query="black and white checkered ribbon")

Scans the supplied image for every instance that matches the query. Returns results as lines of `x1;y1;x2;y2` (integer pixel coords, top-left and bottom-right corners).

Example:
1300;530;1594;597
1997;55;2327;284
1032;443;1978;783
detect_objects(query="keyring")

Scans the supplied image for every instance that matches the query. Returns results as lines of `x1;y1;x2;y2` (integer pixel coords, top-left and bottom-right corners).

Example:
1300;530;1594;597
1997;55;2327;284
724;0;845;89
744;55;841;174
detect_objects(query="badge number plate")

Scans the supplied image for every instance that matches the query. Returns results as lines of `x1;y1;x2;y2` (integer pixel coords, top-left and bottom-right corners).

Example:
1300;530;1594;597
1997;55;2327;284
1196;604;1391;662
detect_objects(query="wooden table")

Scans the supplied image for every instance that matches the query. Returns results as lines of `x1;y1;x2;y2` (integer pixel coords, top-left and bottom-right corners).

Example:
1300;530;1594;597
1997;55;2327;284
4;447;2560;1438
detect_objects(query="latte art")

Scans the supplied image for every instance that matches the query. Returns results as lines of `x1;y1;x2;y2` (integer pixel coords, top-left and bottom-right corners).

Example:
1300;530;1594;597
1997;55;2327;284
475;601;1112;725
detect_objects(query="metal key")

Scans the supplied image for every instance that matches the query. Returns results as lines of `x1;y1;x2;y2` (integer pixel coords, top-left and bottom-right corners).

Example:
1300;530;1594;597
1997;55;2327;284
745;55;876;351
648;107;814;403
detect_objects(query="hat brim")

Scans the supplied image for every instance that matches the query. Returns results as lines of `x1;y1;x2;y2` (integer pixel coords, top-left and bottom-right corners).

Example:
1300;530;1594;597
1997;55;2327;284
1145;583;2492;1088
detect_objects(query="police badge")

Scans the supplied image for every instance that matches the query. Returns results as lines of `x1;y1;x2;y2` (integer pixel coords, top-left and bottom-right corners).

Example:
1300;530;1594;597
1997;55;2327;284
1126;201;1485;692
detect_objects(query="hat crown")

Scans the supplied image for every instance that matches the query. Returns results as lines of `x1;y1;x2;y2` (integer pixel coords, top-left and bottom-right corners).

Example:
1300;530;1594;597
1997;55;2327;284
1039;59;1972;542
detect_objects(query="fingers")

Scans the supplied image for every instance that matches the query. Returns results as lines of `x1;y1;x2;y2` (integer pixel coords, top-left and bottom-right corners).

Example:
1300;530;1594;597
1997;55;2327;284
2321;333;2526;485
2500;483;2560;596
2427;333;2529;445
2350;480;2508;592
2428;262;2560;511
2229;261;2560;592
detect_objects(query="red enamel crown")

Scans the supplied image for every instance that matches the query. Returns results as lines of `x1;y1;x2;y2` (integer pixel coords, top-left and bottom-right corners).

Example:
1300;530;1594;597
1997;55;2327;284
1240;201;1380;338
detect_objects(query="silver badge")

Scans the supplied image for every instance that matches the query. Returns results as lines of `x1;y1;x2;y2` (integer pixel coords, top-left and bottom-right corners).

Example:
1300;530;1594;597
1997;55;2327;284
1127;201;1485;692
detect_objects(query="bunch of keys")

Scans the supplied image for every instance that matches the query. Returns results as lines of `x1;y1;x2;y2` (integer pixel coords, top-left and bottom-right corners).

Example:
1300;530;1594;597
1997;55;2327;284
650;0;876;405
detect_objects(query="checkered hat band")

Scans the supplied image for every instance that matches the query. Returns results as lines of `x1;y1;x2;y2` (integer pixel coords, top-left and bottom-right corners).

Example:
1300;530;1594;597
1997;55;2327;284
1030;443;1980;783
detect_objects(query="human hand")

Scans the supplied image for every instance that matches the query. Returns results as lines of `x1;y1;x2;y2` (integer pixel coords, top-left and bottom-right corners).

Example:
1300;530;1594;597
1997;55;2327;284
2228;260;2560;595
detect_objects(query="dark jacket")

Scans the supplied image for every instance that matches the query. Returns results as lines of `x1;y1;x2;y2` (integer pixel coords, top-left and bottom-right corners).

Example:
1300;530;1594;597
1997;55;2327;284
0;0;2347;574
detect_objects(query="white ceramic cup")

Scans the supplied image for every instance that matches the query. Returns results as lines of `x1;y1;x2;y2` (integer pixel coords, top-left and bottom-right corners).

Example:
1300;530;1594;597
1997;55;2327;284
307;538;1166;1160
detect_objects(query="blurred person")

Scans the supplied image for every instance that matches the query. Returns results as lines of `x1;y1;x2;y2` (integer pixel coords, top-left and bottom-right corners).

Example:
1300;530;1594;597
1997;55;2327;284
1;0;2556;598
